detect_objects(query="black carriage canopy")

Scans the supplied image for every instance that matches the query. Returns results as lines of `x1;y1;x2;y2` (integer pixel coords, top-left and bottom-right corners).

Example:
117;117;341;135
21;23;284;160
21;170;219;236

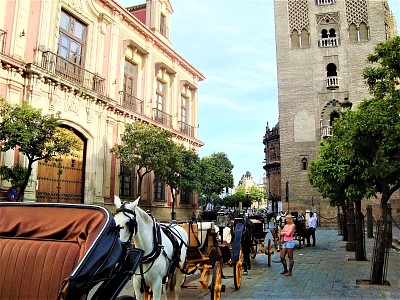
0;202;122;300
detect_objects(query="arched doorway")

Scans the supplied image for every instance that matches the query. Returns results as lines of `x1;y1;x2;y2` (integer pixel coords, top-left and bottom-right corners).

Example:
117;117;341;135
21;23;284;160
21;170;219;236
36;126;86;203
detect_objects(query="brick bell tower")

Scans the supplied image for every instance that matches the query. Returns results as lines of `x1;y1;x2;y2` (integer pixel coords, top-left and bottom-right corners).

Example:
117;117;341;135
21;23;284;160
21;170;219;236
272;0;397;220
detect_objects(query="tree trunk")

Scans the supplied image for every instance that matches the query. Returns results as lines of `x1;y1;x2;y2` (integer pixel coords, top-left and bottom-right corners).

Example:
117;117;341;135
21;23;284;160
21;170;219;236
370;194;390;284
342;204;348;241
137;171;143;198
137;168;150;199
16;160;33;201
346;202;356;251
171;191;176;221
354;199;366;261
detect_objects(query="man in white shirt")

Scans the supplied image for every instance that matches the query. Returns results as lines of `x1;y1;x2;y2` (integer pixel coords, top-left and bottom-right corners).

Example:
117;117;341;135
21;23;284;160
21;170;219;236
307;212;318;246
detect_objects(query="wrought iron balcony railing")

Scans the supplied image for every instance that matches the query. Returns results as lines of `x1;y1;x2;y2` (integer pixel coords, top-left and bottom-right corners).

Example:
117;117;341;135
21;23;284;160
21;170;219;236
178;121;194;137
152;108;172;128
120;92;143;115
37;50;105;95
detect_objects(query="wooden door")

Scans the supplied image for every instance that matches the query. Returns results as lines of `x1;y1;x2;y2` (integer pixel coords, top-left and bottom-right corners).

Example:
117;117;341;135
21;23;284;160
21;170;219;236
36;129;85;203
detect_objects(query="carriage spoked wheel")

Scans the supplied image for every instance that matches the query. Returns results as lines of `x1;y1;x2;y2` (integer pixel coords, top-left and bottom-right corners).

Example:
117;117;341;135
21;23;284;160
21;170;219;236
210;261;223;300
266;239;272;267
233;245;243;290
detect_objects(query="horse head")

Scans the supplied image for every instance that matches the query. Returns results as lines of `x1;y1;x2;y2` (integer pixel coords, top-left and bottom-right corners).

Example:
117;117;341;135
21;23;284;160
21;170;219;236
114;195;141;243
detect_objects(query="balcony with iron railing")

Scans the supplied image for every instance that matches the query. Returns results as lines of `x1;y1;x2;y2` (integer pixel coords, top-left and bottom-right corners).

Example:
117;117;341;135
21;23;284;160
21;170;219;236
178;121;194;137
120;92;143;115
0;29;6;54
152;108;172;128
326;76;340;89
316;0;336;5
321;125;332;139
319;37;339;48
35;50;105;95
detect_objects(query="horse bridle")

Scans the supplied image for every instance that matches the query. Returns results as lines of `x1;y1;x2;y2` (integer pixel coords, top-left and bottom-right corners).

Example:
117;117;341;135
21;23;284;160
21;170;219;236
115;204;138;246
115;203;163;264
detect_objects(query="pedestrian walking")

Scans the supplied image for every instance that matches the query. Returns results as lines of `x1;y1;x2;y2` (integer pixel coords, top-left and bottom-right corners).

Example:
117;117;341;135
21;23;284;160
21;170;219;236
279;214;296;276
307;212;317;246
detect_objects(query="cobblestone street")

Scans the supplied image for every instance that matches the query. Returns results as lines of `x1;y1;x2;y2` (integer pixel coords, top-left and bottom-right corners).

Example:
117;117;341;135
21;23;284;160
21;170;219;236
119;229;400;299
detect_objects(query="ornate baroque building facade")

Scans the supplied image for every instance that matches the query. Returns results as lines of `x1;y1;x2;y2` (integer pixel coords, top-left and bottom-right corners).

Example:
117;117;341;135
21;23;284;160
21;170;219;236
271;0;398;222
263;122;282;213
0;0;204;220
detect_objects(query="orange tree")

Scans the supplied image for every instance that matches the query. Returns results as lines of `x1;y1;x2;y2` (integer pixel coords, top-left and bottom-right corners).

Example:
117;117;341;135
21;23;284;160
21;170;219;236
111;121;174;198
0;99;80;200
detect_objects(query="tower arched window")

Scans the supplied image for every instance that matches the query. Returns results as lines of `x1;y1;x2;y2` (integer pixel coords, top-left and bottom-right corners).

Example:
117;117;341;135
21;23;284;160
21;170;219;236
301;29;309;47
327;63;337;77
291;30;300;48
329;110;340;126
321;29;328;38
301;157;308;170
326;63;339;89
359;22;369;41
329;28;336;37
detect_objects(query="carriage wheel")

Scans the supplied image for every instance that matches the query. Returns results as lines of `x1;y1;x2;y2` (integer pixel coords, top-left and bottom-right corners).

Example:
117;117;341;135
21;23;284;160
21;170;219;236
267;239;272;267
210;261;223;300
233;245;243;290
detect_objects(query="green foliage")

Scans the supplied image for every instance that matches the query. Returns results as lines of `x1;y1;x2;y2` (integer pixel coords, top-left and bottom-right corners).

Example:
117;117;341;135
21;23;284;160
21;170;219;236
111;121;175;196
0;100;81;162
154;143;201;200
0;164;28;187
199;152;234;202
248;185;266;203
363;36;400;98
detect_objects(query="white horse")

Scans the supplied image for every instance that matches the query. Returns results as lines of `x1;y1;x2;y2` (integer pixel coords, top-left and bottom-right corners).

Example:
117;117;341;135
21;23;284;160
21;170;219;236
114;196;188;300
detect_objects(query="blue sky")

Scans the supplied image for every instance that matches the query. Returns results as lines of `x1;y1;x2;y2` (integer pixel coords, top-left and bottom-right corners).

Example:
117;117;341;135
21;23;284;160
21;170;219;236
118;0;399;186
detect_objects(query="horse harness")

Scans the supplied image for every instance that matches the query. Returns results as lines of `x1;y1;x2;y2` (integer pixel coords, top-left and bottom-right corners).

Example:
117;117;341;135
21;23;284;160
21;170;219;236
115;204;187;294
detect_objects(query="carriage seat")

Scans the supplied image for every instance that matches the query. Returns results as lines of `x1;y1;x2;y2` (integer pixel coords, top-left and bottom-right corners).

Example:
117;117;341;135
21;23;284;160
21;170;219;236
0;203;107;300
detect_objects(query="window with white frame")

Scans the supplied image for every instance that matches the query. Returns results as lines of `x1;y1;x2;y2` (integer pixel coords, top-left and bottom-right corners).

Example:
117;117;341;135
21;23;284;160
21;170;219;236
154;177;166;202
58;10;86;65
180;95;188;124
160;14;167;36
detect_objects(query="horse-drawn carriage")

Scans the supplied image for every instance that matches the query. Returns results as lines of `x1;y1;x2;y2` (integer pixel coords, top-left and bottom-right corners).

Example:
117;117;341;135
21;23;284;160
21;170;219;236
180;210;247;300
247;212;275;267
0;202;144;300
